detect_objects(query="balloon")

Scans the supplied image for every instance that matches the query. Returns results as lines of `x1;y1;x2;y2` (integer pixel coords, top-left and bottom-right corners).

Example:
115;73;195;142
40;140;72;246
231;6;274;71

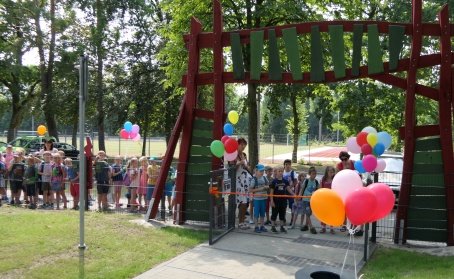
120;129;129;139
362;154;377;172
346;137;361;154
210;140;225;158
129;131;138;139
354;160;366;174
377;131;392;149
132;134;141;142
37;125;47;136
228;110;239;125
356;132;368;146
345;187;377;225
373;143;385;156
131;124;140;134
224;150;238;161
221;135;230;144
124;121;133;132
367;133;378;147
224;138;239;153
332;169;363;202
361;144;373;155
311;188;346;227
362;126;378;134
374;159;387;172
223;123;234;136
367;183;395;222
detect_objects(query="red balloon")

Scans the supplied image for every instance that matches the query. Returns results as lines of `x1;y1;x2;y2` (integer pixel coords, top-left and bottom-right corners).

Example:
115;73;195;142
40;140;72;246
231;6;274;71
367;183;395;222
120;129;129;139
356;131;369;146
361;144;373;155
345;188;377;225
224;138;239;153
221;135;230;144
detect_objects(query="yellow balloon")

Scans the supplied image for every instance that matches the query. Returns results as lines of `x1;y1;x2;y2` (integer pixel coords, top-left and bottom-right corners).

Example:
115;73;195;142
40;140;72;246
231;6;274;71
311;188;345;227
228;110;239;125
367;133;378;147
37;125;47;136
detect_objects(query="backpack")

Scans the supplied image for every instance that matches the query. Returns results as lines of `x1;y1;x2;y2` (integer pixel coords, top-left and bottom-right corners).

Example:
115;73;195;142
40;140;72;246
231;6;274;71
300;179;320;196
253;176;269;189
123;171;131;186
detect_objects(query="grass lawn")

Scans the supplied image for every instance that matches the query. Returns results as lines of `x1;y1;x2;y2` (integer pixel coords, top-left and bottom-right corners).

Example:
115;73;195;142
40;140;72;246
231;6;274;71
0;207;207;279
362;247;454;278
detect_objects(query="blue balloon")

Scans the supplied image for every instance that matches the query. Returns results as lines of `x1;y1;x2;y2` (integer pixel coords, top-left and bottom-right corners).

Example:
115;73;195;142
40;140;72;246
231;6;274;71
223;123;234;136
124;121;133;132
373;143;385;156
354;160;366;174
377;131;392;149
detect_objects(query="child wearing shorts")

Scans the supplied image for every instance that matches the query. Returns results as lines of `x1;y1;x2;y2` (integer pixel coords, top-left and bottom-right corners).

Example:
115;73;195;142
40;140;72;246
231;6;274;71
299;167;319;234
39;151;53;209
51;154;67;210
250;164;269;233
111;156;123;208
146;158;159;210
65;158;80;210
9;155;25;205
24;156;38;209
0;160;5;205
290;172;306;229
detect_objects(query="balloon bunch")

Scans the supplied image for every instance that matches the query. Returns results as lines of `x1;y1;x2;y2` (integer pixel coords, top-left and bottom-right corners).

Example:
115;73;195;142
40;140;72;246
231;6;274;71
210;111;240;161
346;126;392;173
37;125;47;136
119;121;141;142
311;170;395;226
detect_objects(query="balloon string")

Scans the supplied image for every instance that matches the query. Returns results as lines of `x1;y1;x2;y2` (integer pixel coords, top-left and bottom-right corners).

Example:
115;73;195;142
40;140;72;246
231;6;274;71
353;234;358;279
341;221;360;278
340;231;352;276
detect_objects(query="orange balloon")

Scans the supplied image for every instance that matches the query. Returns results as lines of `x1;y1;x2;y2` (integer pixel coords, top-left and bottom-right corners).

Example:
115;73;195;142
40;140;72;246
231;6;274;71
310;188;345;227
37;125;47;136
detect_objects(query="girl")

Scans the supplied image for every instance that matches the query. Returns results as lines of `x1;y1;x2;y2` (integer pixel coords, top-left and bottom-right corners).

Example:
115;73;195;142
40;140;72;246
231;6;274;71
128;157;140;212
138;156;149;211
234;138;252;229
51;154;67;210
320;166;336;234
290;172;306;229
65;158;79;210
111;156;123;208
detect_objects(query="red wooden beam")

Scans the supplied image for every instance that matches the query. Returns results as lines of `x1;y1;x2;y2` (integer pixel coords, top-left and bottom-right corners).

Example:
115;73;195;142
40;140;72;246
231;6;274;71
372;74;439;101
398;124;439;140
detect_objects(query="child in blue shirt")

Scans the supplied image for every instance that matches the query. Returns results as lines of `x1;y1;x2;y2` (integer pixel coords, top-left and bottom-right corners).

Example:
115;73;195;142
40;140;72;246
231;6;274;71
299;167;319;234
250;164;269;233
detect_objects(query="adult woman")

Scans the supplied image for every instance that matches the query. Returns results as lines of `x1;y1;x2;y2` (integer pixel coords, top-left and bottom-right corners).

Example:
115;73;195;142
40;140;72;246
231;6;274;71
39;139;59;156
335;151;355;172
234;137;252;229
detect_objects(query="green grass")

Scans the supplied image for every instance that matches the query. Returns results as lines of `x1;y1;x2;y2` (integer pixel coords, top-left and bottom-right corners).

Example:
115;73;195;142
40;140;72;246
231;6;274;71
362;247;454;278
0;207;207;279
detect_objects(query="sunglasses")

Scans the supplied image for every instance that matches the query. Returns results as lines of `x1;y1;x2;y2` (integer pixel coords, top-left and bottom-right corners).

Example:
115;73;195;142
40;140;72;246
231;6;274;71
340;157;348;160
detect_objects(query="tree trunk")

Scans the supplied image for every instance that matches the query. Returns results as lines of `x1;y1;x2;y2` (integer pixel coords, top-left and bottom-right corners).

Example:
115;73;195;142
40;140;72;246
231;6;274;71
95;0;106;152
71;119;78;147
291;92;299;163
318;116;323;141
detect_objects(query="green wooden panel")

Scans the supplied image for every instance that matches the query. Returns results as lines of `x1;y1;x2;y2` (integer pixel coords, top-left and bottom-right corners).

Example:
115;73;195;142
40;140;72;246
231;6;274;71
188;156;212;164
328;25;346;79
191;136;212;147
282;27;302;80
268;29;282;80
193;119;213;131
411;185;446;195
407;208;447;220
351;24;363;76
388;25;406;71
367;24;384;75
412;173;444;186
407;219;447;230
310;25;325;82
409;195;446;209
415;137;441;151
230;33;245;80
190;146;211;157
250;30;264;80
414;151;443;164
187;163;211;174
185;211;209;222
186;192;210;201
406;228;447;242
413;163;443;174
186;175;211;186
192;129;212;139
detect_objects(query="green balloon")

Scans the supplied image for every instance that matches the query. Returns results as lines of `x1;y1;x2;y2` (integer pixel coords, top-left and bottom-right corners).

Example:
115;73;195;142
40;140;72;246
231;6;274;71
210;140;225;158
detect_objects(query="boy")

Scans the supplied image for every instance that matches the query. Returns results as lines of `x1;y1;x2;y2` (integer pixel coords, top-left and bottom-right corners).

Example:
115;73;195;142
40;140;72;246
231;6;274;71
38;151;53;208
270;166;295;233
283;159;297;226
9;154;25;205
51;154;67;210
146;158;160;210
94;151;111;211
65;158;80;210
0;160;6;205
24;156;38;209
264;166;273;225
3;145;14;203
250;164;269;233
299;166;319;234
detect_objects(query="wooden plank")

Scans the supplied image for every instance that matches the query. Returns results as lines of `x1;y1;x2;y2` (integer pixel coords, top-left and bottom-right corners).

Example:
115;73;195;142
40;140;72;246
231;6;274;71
367;24;384;75
415;136;441;151
188;156;212;164
410;185;446;195
407;208;447;220
388;25;406;71
190;146;211;157
192;129;213;139
230;32;245;80
328;25;346;79
310;25;325;82
351;24;363;76
406;228;447;242
282;27;302;80
186;163;212;174
191;136;212;147
413;151;443;164
268;29;282;81
250;30;265;80
409;195;446;210
407;219;447;230
193;119;213;131
186;175;211;186
412;163;444;174
412;173;444;186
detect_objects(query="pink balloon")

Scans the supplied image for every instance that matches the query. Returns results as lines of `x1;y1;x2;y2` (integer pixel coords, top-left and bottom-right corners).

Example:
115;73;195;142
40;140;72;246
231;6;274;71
129;131;138;139
132;134;141;142
221;135;230;144
345;187;378;225
374;159;387;172
362;154;377;172
224;150;238;161
132;124;140;134
332;169;363;202
361;144;373;155
120;129;129;139
346;137;361;154
367;183;395;222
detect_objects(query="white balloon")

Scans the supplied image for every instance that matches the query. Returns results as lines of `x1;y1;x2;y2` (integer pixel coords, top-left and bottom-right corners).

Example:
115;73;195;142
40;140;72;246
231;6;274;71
332;169;363;202
362;126;378;134
346;137;361;154
374;159;387;172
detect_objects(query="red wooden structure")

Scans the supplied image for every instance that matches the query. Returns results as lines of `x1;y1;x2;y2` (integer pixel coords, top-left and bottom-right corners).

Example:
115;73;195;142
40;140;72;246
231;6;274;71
146;0;454;246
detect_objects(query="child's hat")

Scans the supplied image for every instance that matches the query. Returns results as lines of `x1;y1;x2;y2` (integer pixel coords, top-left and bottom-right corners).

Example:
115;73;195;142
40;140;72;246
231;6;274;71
264;165;272;171
256;164;265;171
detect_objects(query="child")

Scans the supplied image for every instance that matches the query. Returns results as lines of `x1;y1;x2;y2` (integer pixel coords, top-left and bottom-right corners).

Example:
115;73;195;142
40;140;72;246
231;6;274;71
138;156;148;211
264;166;273;225
250;164;269;233
128;157;140;212
283;159;297;226
165;166;176;215
0;160;6;204
51;154;67;210
270;166;294;233
111;155;123;208
320;166;336;234
94;151;111;211
4;145;14;203
146;158;159;210
299;166;319;234
38;151;53;209
290;172;306;229
65;158;80;210
24;156;38;209
9;154;25;205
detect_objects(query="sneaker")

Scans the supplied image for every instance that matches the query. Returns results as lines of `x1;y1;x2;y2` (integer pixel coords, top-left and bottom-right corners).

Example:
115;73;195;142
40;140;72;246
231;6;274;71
245;211;250;216
280;226;287;233
301;225;309;231
340;226;347;232
320;228;326;233
260;226;268;232
354;230;364;237
310;227;317;234
264;220;272;225
248;219;254;224
330;229;335;234
271;226;278;233
254;227;261;233
289;222;293;227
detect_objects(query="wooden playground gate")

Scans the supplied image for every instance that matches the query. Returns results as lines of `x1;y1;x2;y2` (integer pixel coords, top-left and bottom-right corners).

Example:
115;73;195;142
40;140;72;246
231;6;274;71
147;0;454;246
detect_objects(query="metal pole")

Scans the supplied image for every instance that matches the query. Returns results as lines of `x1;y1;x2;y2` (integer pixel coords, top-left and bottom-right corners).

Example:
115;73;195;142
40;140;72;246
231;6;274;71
79;55;88;250
336;111;340;144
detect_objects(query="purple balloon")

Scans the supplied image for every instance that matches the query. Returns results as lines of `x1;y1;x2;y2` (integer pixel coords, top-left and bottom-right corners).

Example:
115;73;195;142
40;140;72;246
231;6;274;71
132;124;140;134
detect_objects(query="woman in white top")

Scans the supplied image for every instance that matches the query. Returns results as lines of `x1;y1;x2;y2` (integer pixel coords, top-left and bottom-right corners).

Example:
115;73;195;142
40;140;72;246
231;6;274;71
39;139;59;156
234;137;252;229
